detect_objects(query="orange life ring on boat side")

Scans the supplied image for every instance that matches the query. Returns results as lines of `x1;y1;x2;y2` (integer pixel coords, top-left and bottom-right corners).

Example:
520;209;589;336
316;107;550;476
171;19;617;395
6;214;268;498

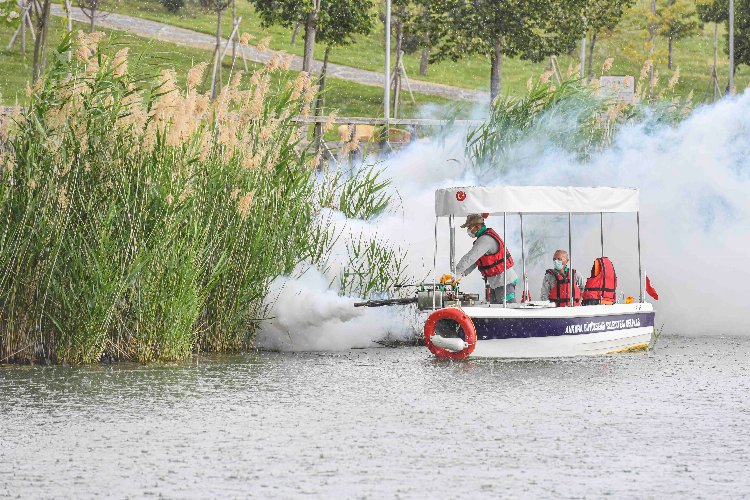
424;307;477;360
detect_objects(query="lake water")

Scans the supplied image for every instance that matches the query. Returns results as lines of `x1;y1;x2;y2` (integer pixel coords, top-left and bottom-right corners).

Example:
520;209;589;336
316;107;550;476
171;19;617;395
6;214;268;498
2;335;749;498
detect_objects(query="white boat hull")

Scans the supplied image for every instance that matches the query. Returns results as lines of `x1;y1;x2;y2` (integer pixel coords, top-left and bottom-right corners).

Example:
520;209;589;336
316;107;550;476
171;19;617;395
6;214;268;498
427;303;655;359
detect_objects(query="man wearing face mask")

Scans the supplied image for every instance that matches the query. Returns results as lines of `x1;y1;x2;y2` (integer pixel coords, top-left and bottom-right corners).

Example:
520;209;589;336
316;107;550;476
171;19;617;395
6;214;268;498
541;249;585;307
453;214;518;304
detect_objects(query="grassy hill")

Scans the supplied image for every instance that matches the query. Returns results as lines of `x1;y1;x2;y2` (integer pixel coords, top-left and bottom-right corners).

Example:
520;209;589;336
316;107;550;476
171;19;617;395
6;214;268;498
99;0;748;100
0;21;451;117
2;1;747;113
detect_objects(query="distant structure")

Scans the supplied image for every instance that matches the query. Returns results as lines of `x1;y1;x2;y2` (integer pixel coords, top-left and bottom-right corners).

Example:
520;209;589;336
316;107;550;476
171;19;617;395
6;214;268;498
597;76;635;103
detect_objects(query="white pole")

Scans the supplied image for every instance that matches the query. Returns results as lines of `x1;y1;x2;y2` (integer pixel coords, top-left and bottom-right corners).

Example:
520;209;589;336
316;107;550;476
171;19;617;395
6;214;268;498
384;0;391;128
637;211;643;303
729;0;735;94
580;16;586;79
520;214;526;301
449;215;455;273
503;212;507;308
568;212;574;307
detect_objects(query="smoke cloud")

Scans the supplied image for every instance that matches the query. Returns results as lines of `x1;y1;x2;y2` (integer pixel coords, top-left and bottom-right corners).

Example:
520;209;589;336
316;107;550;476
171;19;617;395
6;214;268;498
258;92;750;350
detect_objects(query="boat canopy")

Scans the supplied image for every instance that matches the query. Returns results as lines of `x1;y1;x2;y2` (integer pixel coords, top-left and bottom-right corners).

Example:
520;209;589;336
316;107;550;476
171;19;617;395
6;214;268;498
435;186;639;216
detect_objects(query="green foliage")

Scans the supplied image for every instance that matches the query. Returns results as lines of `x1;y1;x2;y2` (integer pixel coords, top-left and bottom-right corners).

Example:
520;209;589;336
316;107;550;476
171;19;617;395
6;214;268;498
585;0;634;35
660;0;700;41
731;0;750;69
339;233;409;299
250;0;374;47
161;0;185;13
431;0;585;64
337;166;391;220
0;34;399;364
466;79;608;172
696;0;728;23
0;0;20;27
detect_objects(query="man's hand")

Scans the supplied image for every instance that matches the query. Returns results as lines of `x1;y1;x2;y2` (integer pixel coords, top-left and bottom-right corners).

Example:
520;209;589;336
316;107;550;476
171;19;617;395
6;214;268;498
440;273;463;286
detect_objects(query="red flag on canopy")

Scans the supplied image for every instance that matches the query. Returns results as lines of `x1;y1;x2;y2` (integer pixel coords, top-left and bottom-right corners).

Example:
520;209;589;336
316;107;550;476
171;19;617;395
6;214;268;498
646;275;659;300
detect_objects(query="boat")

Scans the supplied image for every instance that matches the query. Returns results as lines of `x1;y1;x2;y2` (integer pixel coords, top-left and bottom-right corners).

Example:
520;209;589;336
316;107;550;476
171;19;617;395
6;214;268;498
419;185;656;359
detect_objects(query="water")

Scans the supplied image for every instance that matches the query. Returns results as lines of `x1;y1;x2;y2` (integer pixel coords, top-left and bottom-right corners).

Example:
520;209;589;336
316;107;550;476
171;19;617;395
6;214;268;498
2;335;749;498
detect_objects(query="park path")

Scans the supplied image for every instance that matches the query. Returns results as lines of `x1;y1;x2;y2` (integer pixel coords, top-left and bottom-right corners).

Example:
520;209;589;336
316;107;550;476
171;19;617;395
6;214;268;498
50;5;489;103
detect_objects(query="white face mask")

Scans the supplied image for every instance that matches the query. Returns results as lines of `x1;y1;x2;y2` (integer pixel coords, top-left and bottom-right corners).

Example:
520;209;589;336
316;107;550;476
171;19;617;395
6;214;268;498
553;259;564;271
467;228;477;238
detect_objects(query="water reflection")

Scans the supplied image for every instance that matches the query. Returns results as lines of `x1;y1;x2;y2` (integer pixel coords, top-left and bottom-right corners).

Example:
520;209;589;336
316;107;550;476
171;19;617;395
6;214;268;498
1;335;749;497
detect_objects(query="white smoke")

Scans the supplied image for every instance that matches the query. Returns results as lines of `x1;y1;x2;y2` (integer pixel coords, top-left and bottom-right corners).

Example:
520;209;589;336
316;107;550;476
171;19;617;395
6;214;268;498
259;91;750;350
255;268;412;351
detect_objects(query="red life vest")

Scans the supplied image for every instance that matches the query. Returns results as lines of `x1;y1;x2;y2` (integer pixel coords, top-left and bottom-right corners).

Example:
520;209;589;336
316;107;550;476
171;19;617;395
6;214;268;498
475;228;514;278
582;257;617;305
546;268;581;307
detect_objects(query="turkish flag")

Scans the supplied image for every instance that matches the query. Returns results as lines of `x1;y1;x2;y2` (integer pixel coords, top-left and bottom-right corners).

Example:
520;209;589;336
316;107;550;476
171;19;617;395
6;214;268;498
646;275;659;300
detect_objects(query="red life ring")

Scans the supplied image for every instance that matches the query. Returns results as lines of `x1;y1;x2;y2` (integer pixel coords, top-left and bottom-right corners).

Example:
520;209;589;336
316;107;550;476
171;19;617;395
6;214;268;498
424;307;477;360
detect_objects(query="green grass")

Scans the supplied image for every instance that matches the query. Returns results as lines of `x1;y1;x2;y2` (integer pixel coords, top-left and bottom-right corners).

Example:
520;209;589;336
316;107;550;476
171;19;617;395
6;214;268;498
98;0;749;101
0;17;452;116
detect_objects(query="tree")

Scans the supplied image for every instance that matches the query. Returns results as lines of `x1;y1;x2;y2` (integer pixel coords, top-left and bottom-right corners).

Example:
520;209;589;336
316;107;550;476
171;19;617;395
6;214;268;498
78;0;101;33
389;0;438;76
697;0;728;97
310;0;374;143
251;0;374;73
206;0;231;98
582;0;633;77
431;0;584;100
162;0;186;13
729;0;750;70
32;0;52;81
659;0;699;69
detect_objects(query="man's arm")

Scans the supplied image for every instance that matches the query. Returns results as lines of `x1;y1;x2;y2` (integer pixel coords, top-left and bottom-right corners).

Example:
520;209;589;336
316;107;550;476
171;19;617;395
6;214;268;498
455;236;496;276
576;272;585;291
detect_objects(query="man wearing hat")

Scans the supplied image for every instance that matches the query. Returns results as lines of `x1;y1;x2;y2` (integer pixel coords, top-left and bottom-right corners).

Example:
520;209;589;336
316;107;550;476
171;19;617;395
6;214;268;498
454;214;518;304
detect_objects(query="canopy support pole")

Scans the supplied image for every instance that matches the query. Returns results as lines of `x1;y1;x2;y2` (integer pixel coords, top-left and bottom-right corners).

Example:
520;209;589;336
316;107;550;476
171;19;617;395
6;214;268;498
520;214;526;302
599;212;604;257
637;211;643;303
503;212;507;308
568;212;574;307
449;215;455;274
432;216;438;310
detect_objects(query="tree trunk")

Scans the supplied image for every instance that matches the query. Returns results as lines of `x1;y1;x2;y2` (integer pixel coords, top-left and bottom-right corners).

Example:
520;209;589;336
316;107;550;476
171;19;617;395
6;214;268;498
392;19;403;118
231;0;237;68
291;21;300;48
490;38;503;102
89;6;96;33
668;36;673;70
587;32;596;77
712;22;719;100
32;0;51;82
313;45;331;153
648;0;656;98
302;8;318;72
20;0;27;54
420;46;429;76
210;7;222;98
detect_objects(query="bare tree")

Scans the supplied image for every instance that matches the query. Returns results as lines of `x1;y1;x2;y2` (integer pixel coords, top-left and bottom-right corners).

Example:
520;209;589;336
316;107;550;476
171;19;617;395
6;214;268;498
78;0;101;33
209;0;231;98
32;0;52;82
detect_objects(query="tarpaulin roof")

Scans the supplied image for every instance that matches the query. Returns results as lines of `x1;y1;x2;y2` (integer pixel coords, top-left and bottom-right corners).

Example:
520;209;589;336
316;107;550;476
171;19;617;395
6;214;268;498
435;186;639;216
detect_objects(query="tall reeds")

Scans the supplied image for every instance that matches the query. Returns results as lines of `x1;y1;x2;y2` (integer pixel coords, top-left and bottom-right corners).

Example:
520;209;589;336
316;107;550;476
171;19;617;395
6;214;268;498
0;32;385;364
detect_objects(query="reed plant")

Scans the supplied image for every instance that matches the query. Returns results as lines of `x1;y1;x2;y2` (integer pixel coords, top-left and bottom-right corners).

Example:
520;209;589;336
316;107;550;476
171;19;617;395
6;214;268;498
466;60;692;172
0;32;396;364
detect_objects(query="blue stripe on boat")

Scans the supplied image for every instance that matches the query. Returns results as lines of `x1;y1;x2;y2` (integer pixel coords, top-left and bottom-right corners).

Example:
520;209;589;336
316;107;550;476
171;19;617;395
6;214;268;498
472;312;655;340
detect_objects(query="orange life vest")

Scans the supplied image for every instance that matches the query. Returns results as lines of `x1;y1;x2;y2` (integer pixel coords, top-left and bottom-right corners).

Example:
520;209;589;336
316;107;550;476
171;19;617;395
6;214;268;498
582;257;617;305
546;268;581;307
475;228;514;278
